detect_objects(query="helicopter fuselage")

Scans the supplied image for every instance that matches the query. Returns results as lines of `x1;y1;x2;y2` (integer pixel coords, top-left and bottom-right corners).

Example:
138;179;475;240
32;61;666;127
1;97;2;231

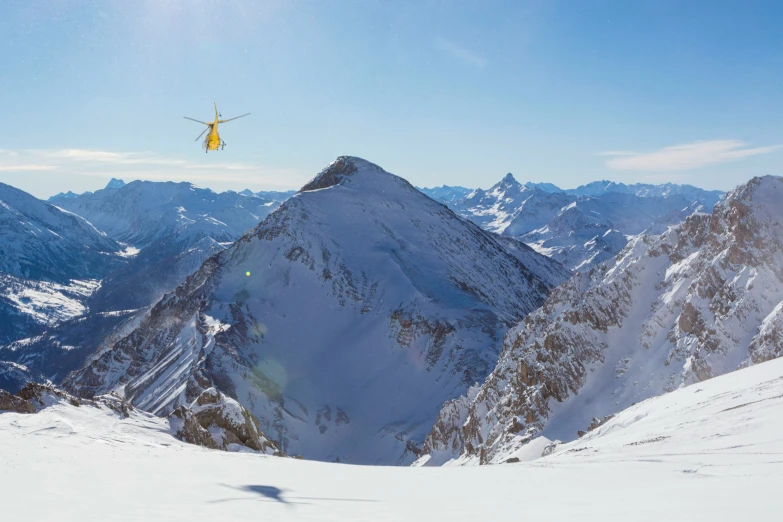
205;119;221;151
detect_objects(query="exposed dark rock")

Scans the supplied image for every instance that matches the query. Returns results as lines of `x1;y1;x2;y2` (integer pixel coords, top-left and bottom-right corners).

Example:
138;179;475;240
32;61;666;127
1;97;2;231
0;389;35;413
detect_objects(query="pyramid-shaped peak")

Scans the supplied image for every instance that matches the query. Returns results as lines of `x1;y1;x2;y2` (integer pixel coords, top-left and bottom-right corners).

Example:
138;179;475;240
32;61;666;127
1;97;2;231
105;178;126;189
299;156;386;192
501;173;518;184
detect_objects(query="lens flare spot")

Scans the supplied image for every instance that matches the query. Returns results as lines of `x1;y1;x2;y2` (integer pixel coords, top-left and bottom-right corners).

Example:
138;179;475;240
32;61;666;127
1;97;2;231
245;271;251;277
255;359;288;393
251;322;269;337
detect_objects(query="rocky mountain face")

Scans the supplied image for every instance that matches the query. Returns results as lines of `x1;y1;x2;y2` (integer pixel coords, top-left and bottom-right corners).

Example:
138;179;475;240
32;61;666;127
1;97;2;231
428;174;723;271
65;156;570;465
169;387;282;454
0;376;278;455
418;175;783;466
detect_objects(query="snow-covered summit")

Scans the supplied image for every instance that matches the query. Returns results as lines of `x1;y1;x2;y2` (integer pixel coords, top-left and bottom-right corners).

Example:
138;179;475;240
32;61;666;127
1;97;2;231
299;156;386;192
105;178;126;189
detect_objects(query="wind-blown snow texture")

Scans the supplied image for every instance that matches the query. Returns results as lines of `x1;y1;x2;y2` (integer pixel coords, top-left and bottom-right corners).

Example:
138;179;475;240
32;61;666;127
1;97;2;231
419;175;783;465
427;174;723;271
3;356;783;521
66;156;570;464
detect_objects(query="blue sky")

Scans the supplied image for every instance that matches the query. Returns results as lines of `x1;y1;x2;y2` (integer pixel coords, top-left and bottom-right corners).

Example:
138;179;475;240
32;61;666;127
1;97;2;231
1;0;781;198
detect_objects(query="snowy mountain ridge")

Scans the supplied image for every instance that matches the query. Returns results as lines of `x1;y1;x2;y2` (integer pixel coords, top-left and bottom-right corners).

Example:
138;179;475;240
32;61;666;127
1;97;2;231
49;179;287;248
418;175;783;465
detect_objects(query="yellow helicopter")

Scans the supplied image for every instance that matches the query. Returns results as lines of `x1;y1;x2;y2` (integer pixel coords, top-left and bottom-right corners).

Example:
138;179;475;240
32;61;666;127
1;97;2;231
184;103;250;153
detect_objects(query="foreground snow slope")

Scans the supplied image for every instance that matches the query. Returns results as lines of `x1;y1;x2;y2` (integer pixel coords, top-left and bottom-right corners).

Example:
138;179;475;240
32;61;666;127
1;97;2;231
2;357;783;521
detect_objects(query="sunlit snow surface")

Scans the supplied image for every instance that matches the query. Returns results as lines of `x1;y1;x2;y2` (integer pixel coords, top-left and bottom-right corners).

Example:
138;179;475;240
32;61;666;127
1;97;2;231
3;358;783;521
0;275;100;325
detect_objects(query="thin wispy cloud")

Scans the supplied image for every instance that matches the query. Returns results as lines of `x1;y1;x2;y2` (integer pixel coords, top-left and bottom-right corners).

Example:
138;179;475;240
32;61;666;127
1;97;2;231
0;148;305;189
434;38;486;68
601;140;782;171
0;164;59;171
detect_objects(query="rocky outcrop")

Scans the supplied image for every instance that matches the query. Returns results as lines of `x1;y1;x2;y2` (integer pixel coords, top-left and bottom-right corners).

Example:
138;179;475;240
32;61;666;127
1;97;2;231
169;388;282;454
419;175;783;465
0;389;35;413
299;156;362;192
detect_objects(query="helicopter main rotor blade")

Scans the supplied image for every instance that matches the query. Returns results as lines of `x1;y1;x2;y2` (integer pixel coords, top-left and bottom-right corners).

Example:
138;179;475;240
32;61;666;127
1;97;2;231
218;113;250;123
184;116;209;125
194;127;209;142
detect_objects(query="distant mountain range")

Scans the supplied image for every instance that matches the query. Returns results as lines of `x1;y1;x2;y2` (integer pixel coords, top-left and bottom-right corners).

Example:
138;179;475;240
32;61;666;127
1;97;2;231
421;175;724;271
1;178;292;380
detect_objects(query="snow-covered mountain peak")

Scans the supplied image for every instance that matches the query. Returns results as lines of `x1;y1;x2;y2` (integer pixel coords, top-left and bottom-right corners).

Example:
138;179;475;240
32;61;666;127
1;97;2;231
105;178;126;189
67;157;570;464
721;175;783;221
299;156;387;192
500;173;517;185
493;172;522;191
